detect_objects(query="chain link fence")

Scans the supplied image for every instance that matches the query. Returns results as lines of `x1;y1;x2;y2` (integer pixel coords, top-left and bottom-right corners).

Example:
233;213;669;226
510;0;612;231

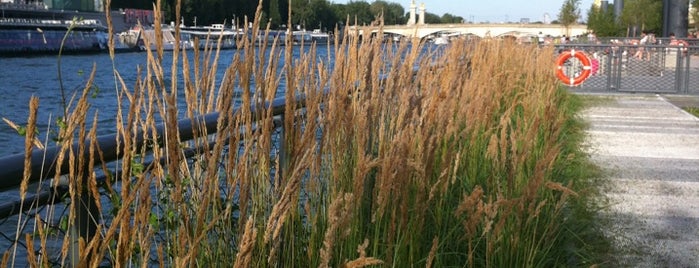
555;42;699;95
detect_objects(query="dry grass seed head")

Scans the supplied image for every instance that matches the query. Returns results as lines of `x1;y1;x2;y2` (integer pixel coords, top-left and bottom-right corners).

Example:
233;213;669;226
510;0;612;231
342;257;384;268
455;186;485;237
319;193;355;268
426;236;439;268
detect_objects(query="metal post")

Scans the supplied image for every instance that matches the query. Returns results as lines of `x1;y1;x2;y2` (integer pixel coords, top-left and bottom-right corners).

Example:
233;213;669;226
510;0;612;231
676;49;690;93
674;47;683;92
613;49;623;90
277;114;286;189
664;0;689;37
682;51;690;93
605;50;614;91
69;182;99;267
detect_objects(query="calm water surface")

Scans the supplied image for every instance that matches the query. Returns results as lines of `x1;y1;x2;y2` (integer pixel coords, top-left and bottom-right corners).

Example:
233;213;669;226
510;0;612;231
0;43;441;265
0;47;336;156
1;51;149;156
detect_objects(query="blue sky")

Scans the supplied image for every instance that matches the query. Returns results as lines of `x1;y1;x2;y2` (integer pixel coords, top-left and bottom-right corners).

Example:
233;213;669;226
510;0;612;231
331;0;596;23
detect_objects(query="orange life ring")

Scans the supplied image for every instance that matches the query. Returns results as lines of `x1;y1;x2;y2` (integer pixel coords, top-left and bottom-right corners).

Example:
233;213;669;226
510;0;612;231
555;49;592;86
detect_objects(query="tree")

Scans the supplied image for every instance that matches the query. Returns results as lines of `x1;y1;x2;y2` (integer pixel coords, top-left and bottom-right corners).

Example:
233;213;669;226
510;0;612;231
309;0;337;31
369;1;405;25
558;0;581;35
441;13;464;24
111;0;456;30
690;0;699;31
620;0;662;36
587;3;622;36
335;1;373;26
386;3;406;24
423;12;441;24
289;0;311;28
269;0;283;28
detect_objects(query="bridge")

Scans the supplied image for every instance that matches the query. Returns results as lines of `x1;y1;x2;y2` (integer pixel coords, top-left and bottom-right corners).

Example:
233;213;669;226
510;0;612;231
349;23;590;40
349;0;588;40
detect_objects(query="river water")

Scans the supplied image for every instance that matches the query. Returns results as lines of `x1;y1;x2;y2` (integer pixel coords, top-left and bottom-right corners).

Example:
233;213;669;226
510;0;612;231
0;43;444;265
1;51;150;156
0;46;327;265
0;46;336;157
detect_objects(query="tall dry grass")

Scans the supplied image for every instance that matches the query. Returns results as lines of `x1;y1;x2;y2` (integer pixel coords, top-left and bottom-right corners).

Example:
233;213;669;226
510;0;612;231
4;1;606;267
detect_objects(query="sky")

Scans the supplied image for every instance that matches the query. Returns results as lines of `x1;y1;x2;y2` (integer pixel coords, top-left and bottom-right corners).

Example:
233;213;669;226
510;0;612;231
331;0;596;23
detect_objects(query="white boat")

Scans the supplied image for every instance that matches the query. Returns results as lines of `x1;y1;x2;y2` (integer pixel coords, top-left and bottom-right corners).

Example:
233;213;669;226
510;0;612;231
178;24;238;50
433;34;449;45
292;29;331;45
119;25;180;51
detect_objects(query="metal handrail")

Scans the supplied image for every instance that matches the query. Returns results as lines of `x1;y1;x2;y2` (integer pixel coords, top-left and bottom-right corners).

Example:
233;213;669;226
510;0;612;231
0;97;289;192
0;60;413;219
0;58;419;229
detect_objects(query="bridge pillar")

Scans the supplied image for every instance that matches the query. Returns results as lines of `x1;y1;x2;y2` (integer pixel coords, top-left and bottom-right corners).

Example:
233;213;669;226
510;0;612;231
407;0;416;25
419;3;426;25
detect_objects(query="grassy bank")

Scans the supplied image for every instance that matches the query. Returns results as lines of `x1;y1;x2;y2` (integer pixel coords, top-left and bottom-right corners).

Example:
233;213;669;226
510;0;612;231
4;1;607;267
685;107;699;117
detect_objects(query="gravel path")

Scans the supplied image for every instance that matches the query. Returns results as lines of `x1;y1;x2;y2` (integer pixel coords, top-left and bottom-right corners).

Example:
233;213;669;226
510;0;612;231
583;94;699;267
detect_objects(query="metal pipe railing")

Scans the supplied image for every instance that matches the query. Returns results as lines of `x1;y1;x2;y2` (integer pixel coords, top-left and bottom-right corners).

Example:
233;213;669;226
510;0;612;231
0;97;289;191
0;95;292;265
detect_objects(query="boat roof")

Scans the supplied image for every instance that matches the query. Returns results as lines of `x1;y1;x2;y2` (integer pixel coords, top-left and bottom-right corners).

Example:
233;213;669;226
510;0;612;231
0;18;106;31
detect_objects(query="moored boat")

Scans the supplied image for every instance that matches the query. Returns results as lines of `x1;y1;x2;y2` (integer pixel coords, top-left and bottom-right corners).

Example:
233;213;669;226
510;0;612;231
432;34;449;45
0;18;106;56
292;29;331;45
179;24;238;50
0;2;107;56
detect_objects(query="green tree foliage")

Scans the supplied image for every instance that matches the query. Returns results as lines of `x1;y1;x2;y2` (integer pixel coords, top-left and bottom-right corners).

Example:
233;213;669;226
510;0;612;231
335;1;374;25
269;0;283;27
620;0;662;35
692;0;699;31
287;0;338;31
558;0;581;34
423;12;442;24
369;1;405;25
308;0;338;31
289;0;311;28
587;3;622;36
441;13;465;24
109;0;461;29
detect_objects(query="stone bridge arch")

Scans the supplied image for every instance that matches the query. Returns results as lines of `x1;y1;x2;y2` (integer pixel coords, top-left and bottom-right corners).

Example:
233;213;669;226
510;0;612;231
350;24;589;40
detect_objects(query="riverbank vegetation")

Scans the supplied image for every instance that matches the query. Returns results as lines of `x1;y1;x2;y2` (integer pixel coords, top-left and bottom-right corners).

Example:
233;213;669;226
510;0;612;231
685;107;699;117
5;0;608;267
110;0;464;30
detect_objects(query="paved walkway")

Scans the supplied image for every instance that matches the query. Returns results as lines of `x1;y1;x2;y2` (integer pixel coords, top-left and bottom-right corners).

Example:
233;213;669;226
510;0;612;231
582;94;699;267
